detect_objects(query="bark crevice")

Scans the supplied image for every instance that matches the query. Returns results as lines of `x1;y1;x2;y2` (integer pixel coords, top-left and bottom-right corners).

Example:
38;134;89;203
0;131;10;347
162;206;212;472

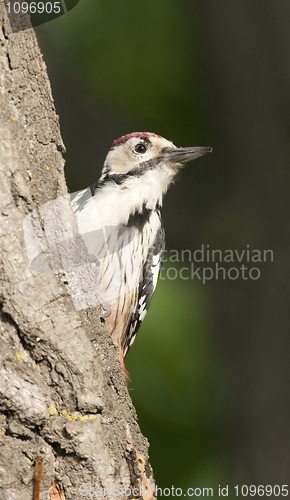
0;2;156;498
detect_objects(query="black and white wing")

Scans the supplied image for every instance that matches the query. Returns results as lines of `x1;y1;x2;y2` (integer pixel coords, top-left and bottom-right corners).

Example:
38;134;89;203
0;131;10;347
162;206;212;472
123;222;165;357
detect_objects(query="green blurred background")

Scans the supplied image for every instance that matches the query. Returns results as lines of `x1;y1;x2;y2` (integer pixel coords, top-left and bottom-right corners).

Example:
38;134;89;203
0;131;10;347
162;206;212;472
35;0;290;496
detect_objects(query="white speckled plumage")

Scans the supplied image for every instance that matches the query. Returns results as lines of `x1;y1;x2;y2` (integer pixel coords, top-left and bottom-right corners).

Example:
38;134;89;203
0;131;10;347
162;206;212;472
72;132;212;379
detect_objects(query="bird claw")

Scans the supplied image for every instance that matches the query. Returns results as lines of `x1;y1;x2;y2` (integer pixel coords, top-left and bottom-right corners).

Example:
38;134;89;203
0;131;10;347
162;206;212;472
100;301;111;319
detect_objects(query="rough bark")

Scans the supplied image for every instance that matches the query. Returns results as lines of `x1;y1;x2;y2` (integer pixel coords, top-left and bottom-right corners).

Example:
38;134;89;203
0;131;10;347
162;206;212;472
0;3;155;499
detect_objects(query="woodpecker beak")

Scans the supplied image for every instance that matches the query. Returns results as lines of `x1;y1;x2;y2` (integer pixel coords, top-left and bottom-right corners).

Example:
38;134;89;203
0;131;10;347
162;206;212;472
161;146;213;165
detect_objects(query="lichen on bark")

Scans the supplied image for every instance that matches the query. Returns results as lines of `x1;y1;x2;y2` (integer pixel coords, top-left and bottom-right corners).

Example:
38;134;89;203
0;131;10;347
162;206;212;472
0;2;156;498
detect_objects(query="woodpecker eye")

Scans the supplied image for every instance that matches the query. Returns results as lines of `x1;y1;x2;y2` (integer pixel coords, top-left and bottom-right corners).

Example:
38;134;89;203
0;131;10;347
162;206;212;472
135;143;147;154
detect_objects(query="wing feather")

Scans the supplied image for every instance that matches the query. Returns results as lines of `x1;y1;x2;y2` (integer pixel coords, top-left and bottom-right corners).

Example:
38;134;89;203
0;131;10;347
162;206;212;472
123;221;165;357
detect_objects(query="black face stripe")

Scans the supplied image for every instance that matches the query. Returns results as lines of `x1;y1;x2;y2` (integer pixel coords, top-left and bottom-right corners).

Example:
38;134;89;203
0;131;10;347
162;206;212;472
96;158;161;188
90;183;98;196
98;173;132;186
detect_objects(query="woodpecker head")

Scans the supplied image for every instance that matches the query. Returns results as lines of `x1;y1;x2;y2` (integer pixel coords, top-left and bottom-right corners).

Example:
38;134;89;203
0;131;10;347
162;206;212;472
97;132;212;213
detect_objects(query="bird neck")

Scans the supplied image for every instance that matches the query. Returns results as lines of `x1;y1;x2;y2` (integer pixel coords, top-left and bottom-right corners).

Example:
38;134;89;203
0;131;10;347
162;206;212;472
94;163;175;226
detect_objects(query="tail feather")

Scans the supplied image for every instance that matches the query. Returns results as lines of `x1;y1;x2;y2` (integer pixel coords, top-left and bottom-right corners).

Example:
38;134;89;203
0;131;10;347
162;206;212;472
120;347;131;383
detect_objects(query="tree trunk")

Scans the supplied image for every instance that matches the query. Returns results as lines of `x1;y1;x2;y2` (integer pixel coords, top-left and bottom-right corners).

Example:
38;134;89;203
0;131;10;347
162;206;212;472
0;3;156;499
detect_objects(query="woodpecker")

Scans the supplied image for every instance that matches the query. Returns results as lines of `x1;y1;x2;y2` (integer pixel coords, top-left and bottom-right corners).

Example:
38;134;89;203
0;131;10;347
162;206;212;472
71;132;212;379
